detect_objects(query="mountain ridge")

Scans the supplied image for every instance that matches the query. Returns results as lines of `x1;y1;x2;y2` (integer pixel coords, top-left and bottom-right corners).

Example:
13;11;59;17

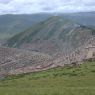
6;16;95;56
0;11;95;39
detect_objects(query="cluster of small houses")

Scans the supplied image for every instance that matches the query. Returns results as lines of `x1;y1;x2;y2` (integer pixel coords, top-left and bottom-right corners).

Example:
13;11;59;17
53;44;95;67
0;43;95;78
69;44;95;64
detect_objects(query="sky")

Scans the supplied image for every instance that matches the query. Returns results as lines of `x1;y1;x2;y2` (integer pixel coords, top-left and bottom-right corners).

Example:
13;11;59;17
0;0;95;14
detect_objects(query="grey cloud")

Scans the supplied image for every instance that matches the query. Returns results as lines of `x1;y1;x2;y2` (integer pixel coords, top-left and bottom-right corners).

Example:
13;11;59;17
0;0;12;4
0;0;95;14
43;7;55;11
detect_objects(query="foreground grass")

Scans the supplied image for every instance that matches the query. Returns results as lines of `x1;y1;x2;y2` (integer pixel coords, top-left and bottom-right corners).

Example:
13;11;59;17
0;61;95;95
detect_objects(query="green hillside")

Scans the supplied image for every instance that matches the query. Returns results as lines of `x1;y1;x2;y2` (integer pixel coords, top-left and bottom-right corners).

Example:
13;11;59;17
0;61;95;95
6;16;95;55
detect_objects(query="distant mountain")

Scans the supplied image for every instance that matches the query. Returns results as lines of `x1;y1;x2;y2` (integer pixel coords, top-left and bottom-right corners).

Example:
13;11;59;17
6;16;95;55
63;11;95;27
0;14;52;39
0;11;95;39
0;14;52;33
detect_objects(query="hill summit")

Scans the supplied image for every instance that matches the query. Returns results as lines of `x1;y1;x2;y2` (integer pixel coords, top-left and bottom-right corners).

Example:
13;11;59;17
6;16;95;55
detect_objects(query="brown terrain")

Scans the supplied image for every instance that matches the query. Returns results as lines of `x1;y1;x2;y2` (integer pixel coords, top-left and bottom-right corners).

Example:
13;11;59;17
0;16;95;77
0;36;95;76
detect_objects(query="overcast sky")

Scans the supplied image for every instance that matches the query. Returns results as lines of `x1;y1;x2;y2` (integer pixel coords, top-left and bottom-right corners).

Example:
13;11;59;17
0;0;95;14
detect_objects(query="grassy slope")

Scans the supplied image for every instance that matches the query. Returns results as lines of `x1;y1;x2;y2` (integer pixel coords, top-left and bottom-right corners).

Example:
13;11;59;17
0;61;95;95
7;16;94;48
